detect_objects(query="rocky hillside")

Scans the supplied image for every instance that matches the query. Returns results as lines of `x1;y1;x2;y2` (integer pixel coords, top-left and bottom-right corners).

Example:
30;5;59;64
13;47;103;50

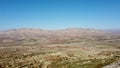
0;28;120;68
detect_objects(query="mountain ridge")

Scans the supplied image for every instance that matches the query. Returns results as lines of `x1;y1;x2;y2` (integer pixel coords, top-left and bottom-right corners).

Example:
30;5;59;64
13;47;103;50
0;28;118;45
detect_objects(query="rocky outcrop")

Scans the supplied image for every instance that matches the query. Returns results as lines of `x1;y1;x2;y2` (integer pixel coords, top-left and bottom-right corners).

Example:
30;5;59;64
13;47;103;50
103;61;120;68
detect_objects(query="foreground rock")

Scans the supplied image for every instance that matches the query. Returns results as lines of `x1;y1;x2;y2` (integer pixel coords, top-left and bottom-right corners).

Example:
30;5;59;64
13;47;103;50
103;61;120;68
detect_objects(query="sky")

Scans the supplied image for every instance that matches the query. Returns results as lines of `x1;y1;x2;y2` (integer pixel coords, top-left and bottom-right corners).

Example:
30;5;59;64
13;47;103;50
0;0;120;30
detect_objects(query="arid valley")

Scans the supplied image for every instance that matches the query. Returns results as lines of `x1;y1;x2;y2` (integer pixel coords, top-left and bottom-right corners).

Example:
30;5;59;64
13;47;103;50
0;28;120;68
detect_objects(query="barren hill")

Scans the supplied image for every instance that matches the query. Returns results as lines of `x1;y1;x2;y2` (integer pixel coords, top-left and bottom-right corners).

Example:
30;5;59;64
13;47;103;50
0;28;119;46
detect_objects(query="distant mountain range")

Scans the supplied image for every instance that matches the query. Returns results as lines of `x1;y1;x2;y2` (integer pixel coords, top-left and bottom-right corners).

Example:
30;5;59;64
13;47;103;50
0;28;119;45
106;29;120;34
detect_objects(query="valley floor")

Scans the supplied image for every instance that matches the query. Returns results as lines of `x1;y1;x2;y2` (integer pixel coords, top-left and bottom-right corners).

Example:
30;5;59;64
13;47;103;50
0;42;120;68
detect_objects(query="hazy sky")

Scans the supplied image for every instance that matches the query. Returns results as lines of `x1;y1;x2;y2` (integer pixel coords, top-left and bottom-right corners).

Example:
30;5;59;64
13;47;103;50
0;0;120;30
